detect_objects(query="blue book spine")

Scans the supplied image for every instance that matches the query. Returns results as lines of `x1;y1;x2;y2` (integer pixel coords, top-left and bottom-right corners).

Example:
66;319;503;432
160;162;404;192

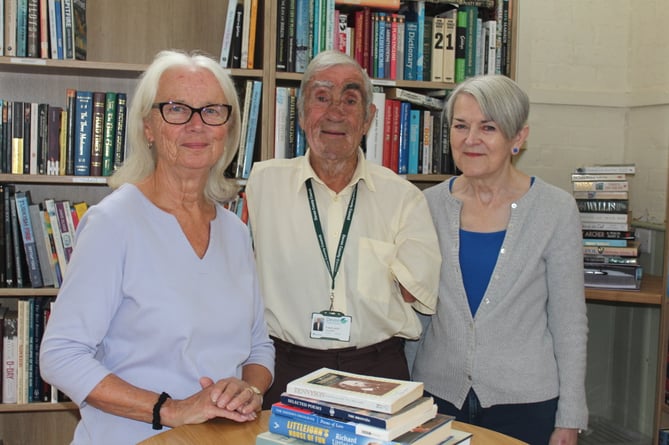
414;1;425;81
312;0;321;57
14;192;43;288
268;413;397;445
74;91;93;176
408;109;420;175
242;81;263;179
404;21;418;80
294;0;310;73
16;0;28;57
377;13;386;79
582;238;629;247
397;102;411;175
54;0;64;59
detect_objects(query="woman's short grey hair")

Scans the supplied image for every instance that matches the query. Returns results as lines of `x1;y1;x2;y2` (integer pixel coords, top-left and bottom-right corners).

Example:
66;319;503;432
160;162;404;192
108;50;242;203
445;74;529;140
297;50;375;122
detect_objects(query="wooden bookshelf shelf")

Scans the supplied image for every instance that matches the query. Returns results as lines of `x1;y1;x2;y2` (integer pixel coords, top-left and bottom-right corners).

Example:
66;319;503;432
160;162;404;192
0;174;108;185
585;274;664;306
0;402;76;413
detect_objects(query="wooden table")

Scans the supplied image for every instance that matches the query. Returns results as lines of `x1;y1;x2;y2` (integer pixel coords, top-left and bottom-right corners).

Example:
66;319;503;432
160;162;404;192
138;410;527;445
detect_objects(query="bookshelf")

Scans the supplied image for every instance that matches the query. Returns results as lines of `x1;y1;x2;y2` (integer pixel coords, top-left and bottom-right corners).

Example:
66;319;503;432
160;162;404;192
0;0;518;443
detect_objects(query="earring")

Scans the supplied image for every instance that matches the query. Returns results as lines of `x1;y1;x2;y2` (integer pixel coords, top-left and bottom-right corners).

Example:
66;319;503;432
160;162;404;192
148;141;154;149
512;147;520;155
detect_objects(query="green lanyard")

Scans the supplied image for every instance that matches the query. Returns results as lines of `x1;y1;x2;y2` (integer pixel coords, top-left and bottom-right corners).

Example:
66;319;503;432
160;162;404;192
305;178;358;311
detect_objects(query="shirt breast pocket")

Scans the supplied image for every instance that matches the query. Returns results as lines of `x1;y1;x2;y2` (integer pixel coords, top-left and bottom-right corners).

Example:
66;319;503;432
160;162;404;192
357;237;396;303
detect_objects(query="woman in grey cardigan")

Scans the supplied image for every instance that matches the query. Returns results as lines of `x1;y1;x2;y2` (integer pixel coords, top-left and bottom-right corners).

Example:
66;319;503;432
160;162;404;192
412;75;588;445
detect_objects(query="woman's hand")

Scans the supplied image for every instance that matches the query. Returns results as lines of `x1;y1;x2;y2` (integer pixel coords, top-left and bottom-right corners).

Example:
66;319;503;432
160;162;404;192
549;427;579;445
161;377;261;427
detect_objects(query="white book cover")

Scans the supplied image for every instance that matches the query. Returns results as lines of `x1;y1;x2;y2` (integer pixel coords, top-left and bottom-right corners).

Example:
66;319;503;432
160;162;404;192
274;86;289;159
219;0;239;67
365;90;386;166
2;310;18;403
286;367;423;414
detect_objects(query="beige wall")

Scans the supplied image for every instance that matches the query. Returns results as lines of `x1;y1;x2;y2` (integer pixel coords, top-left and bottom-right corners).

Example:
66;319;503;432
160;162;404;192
513;0;669;224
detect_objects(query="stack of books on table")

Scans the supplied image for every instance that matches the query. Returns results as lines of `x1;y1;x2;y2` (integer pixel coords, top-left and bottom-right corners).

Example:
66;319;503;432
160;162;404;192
571;164;642;290
256;367;472;445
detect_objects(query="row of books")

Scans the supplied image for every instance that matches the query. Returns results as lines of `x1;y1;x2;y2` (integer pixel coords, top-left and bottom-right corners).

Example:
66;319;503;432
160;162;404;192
573;164;641;290
274;85;456;175
1;0;86;60
258;367;472;445
1;298;66;404
228;79;262;180
0;185;89;289
219;0;260;69
273;0;512;83
0;90;127;177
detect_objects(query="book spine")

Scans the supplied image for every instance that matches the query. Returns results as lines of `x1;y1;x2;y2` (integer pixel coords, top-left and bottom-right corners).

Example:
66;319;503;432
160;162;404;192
73;90;93;175
61;0;73;58
274;87;289;159
285;0;296;72
268;413;397;445
403;20;417;80
241;80;262;179
16;0;27;57
10;194;26;288
44;199;68;277
5;0;18;56
3;185;15;287
580;222;630;232
280;393;388;428
26;0;40;57
294;0;310;73
55;200;74;262
230;2;244;68
2;310;18;403
407;108;420;175
579;212;629;224
46;106;62;175
89;91;105;176
582;230;636;240
72;0;86;60
39;206;62;286
576;199;628;214
113;93;127;171
102;92;117;176
572;181;629;192
29;203;54;287
397;101;410;175
582;238;629;247
583;244;638;257
276;0;288;70
575;165;636;174
65;88;77;175
219;0;238;67
15;192;43;288
54;0;64;58
571;173;627;181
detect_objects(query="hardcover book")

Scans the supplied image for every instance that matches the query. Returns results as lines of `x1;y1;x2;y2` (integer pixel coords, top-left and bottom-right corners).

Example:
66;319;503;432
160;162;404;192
572;181;629;192
268;412;455;445
385;87;444;110
584;264;642;290
2;309;18;403
285;368;423;414
280;393;436;431
74;90;93;175
88;91;105;176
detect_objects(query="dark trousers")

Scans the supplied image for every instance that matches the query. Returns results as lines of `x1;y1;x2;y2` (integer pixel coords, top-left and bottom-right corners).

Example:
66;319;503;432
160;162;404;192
428;388;558;445
263;336;410;410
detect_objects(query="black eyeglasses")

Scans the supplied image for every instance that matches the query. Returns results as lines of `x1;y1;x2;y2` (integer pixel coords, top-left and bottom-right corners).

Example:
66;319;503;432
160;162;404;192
152;101;232;126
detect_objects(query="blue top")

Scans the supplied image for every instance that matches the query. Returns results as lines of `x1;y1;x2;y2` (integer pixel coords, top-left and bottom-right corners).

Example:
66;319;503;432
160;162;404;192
459;229;505;315
40;184;275;444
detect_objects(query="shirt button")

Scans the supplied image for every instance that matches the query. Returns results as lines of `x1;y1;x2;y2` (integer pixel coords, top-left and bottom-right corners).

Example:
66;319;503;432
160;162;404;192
500;248;506;254
511;202;517;209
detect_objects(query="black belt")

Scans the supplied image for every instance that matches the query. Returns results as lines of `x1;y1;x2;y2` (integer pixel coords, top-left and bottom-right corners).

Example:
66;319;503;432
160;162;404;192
271;336;403;360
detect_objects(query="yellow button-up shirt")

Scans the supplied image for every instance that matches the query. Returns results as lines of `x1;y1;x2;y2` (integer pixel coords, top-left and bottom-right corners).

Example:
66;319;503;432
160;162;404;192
246;149;441;349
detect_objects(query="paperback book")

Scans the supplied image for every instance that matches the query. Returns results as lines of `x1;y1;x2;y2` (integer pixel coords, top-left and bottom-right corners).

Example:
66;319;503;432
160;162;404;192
279;393;435;430
267;412;456;445
271;401;438;441
285;368;423;414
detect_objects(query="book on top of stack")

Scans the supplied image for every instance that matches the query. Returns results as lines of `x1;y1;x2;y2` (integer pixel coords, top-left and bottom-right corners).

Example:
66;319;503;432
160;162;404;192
571;163;642;290
257;367;471;445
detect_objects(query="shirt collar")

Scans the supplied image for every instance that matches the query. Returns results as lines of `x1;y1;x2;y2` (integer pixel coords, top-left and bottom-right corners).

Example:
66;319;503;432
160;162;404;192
295;148;375;194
